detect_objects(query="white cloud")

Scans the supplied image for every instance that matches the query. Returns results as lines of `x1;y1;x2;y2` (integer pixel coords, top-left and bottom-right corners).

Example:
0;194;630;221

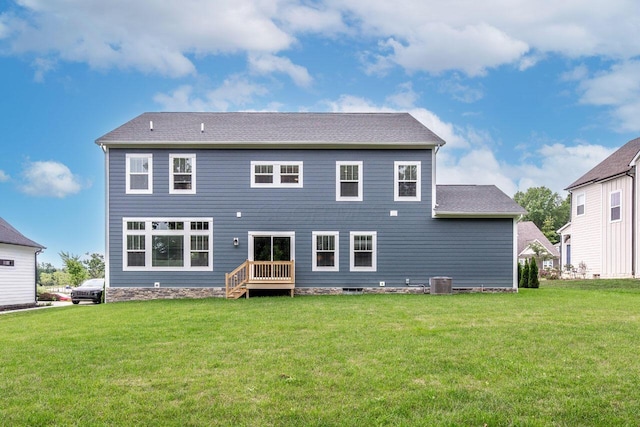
575;60;640;132
4;1;639;81
154;76;269;111
0;170;9;182
2;0;294;78
20;161;85;198
248;53;312;87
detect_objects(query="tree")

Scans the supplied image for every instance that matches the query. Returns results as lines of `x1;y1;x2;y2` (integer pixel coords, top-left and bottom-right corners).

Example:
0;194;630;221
83;252;105;278
520;260;530;288
59;251;89;286
528;257;539;288
513;186;570;244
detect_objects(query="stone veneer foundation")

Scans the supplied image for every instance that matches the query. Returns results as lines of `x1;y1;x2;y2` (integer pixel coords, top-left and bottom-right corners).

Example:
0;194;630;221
106;286;515;302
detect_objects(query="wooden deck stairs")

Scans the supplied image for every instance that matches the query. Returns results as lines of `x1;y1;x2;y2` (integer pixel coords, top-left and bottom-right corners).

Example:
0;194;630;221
225;260;295;299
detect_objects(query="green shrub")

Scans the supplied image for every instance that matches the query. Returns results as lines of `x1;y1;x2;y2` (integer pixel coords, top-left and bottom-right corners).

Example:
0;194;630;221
529;258;539;288
520;260;530;288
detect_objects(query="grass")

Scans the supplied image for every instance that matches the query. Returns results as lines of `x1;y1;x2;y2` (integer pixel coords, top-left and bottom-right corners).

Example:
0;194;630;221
1;280;640;426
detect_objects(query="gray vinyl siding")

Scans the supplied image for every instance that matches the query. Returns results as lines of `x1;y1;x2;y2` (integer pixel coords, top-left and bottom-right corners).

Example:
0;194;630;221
108;148;514;289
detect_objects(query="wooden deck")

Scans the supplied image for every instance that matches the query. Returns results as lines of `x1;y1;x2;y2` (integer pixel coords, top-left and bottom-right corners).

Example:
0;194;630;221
225;260;295;299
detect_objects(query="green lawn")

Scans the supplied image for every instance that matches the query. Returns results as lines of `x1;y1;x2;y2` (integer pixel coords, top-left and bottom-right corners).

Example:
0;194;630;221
2;280;640;426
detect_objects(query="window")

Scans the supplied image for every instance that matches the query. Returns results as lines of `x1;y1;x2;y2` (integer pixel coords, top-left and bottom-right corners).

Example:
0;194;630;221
0;259;14;267
611;190;622;222
394;161;421;201
350;232;377;272
170;154;196;194
312;232;339;271
251;161;303;188
126;154;153;194
122;218;212;271
336;161;363;201
576;193;585;216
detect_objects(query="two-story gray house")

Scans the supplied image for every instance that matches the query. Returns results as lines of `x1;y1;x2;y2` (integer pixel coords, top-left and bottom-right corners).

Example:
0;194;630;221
97;112;525;301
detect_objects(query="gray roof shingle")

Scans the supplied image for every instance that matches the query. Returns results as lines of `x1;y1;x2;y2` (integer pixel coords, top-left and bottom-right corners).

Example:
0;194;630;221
434;185;526;217
517;221;560;258
566;137;640;190
0;217;44;249
96;112;446;147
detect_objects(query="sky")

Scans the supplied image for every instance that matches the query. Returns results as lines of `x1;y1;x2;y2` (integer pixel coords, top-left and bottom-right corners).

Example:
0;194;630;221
1;0;639;267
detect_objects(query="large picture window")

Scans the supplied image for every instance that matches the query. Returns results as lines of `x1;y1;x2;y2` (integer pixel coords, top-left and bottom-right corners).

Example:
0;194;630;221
126;154;153;194
312;231;339;272
170;154;196;194
251;161;303;188
122;218;212;271
336;161;363;201
350;231;377;272
394;161;421;201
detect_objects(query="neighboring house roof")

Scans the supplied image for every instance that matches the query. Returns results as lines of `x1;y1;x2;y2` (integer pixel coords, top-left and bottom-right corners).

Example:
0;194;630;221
517;221;560;258
566;137;640;190
95;112;446;148
434;185;527;217
0;217;45;249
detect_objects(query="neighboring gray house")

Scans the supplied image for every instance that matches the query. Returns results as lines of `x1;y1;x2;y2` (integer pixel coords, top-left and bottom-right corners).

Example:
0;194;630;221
560;137;640;278
96;112;525;301
0;217;45;310
517;221;560;269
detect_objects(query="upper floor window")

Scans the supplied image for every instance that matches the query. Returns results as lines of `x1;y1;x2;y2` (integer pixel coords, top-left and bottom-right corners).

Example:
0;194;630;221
610;190;622;222
0;259;14;267
394;161;421;201
312;231;339;272
336;161;363;201
576;193;585;216
170;154;196;194
251;161;303;188
126;154;153;194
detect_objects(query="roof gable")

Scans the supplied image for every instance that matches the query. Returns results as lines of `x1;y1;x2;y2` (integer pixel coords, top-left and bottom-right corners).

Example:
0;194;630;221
434;185;526;217
566;137;640;190
517;221;559;258
0;217;44;249
96;112;446;148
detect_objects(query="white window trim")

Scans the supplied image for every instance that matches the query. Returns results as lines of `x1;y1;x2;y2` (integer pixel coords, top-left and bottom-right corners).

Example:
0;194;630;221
170;153;196;194
312;231;339;272
247;232;296;261
126;153;153;194
350;231;377;272
336;161;363;201
250;161;303;188
576;193;585;217
394;161;421;202
122;217;213;272
610;190;622;222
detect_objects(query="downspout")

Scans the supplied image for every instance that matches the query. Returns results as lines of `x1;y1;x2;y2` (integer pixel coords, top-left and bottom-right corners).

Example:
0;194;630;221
34;248;43;304
626;169;636;277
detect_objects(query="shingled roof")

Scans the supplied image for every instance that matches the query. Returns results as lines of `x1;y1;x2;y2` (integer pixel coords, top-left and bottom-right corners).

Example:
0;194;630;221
566;137;640;190
95;112;446;147
0;217;44;249
434;185;526;217
517;221;560;258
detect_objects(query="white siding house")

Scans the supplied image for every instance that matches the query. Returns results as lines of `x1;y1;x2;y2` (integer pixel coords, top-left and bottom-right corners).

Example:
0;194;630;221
0;217;45;310
560;137;639;279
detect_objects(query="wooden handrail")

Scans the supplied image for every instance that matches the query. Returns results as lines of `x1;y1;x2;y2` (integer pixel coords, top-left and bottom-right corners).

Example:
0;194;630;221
225;260;249;298
225;260;295;298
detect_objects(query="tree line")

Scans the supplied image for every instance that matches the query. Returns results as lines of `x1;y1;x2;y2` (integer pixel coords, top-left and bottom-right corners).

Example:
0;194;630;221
38;252;105;287
513;186;570;244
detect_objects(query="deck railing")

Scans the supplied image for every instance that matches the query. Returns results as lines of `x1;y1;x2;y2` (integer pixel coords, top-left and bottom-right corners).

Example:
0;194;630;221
225;260;295;298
